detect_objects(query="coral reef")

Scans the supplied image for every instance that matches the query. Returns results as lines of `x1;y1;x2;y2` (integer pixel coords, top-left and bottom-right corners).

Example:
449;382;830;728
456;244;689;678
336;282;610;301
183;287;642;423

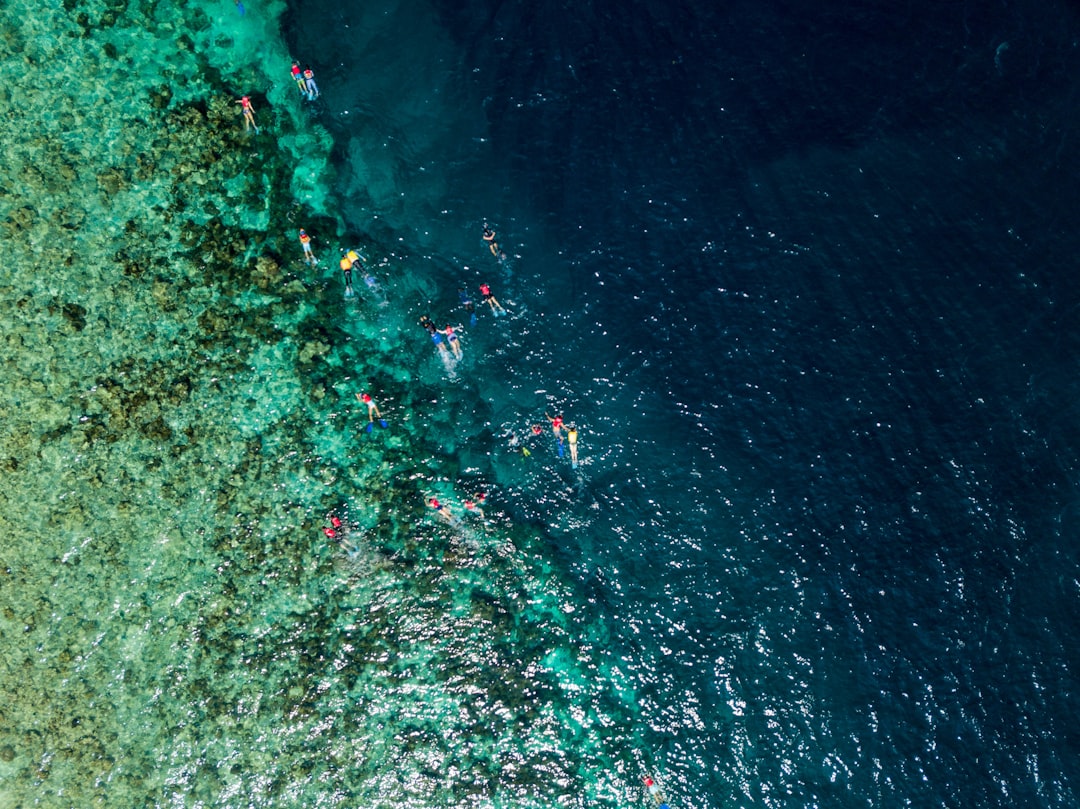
0;2;636;807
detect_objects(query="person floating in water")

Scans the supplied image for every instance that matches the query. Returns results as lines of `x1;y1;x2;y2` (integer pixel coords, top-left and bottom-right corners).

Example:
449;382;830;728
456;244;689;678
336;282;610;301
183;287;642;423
298;229;317;265
464;492;486;520
438;323;463;359
482;224;499;256
479;283;507;316
546;412;565;457
546;412;564;440
643;776;669;809
458;287;477;326
339;253;355;297
356;392;387;431
428;497;454;524
236;95;259;133
566;424;579;468
420;315;449;355
291;62;306;94
303;66;319;101
362;270;385;303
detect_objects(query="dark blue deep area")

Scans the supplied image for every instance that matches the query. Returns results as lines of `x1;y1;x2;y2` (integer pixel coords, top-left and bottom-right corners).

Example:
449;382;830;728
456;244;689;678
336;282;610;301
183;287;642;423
287;0;1080;805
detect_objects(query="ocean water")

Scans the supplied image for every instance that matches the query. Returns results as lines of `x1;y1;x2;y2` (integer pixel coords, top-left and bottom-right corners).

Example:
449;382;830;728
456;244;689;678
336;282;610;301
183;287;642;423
3;0;1080;807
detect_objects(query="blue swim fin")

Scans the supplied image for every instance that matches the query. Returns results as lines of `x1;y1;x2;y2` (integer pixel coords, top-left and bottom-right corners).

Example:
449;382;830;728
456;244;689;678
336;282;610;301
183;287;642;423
379;419;388;429
557;438;565;458
236;1;245;14
365;422;374;433
470;313;478;326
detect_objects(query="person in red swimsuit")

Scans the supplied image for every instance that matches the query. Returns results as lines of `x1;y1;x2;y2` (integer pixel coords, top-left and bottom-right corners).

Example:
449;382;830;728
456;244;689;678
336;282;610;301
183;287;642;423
236;95;259;133
479;283;507;315
545;412;564;440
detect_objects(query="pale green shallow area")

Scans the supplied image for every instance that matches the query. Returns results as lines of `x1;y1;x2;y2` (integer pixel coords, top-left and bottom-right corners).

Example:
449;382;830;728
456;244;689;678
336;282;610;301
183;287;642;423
0;2;643;807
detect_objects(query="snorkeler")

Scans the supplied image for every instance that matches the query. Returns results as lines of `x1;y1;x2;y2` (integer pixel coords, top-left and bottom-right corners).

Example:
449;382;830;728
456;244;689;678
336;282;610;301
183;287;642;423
545;412;564;440
298;229;317;265
566;425;579;468
482;224;499;256
458;287;477;326
356;392;387;431
438;324;463;359
464;492;486;520
236;95;259;133
428;497;454;524
643;776;669;809
479;283;507;316
291;62;305;94
546;412;565;458
339;253;354;297
419;315;449;354
303;66;319;100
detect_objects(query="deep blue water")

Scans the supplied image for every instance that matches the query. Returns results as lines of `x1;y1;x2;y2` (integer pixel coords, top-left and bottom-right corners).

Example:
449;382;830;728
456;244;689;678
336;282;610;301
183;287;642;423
286;0;1080;805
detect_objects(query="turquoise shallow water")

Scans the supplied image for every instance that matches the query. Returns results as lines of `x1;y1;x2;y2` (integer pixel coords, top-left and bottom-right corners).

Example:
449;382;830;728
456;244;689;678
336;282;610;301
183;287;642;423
0;2;648;807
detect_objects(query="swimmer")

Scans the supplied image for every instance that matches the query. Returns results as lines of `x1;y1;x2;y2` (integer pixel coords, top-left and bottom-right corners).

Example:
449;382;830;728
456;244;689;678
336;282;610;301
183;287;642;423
546;413;566;457
428;497;454;524
290;62;305;93
643;776;668;808
361;271;386;303
356;392;387;431
482;224;499;256
236;95;259;134
303;66;319;101
298;229;317;265
438;323;463;359
545;412;564;440
464;492;486;520
339;253;354;297
458;287;477;326
479;283;507;316
420;315;449;354
566;424;579;468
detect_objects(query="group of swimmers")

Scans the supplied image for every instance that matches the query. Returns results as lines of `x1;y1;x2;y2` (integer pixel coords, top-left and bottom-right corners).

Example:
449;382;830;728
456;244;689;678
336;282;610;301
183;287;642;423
234;61;321;135
428;492;486;525
416;315;462;360
290;62;320;101
299;222;584;468
413;228;516;360
229;44;669;809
